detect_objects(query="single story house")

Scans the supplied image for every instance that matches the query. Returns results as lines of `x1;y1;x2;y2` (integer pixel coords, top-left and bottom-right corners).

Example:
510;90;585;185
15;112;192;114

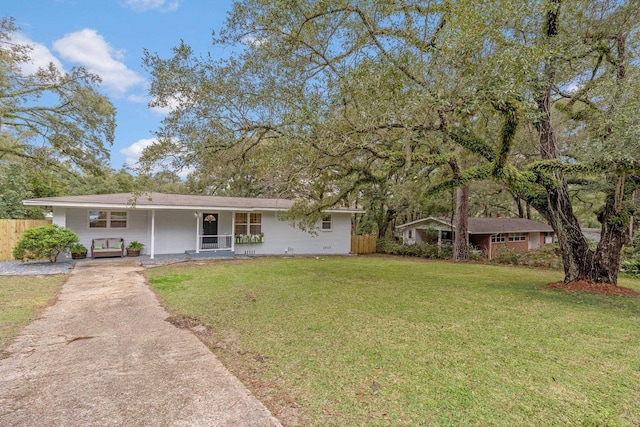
23;192;362;259
396;216;555;259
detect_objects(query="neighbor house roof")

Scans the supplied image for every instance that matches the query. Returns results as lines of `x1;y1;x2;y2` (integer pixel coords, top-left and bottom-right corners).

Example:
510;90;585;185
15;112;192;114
396;216;553;234
23;192;363;213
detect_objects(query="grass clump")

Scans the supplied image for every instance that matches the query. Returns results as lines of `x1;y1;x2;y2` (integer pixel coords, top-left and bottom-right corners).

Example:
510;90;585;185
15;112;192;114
147;256;640;426
0;275;66;351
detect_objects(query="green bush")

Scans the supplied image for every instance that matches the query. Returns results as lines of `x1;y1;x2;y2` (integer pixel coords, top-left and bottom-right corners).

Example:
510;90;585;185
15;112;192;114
492;246;524;265
621;258;640;276
376;238;453;260
13;225;79;263
376;238;403;254
523;244;562;269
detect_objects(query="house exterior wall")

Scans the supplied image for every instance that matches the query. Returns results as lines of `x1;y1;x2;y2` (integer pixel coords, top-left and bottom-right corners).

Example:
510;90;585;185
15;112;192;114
235;211;352;256
63;208;148;257
400;223;449;245
484;237;527;259
473;232;549;259
152;210;194;255
402;228;417;245
59;208;352;256
52;207;66;228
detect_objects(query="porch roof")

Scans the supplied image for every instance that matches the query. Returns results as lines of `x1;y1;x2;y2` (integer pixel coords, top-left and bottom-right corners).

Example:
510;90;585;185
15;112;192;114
396;216;553;234
23;192;363;213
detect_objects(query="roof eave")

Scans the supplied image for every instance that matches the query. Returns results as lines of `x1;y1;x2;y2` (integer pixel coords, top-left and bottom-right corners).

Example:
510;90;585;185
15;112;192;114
23;200;363;213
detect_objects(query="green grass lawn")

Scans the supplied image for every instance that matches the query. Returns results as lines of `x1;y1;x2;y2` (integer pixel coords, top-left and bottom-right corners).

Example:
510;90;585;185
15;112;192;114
146;256;640;426
0;275;67;352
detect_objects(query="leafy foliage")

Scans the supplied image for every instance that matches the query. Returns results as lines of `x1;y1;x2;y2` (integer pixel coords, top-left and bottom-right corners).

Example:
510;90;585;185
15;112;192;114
12;224;79;263
126;241;144;251
376;238;454;260
0;17;115;173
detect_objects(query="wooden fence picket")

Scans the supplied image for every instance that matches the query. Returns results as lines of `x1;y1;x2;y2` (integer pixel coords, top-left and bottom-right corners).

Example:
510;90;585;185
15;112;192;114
0;219;52;261
350;235;377;254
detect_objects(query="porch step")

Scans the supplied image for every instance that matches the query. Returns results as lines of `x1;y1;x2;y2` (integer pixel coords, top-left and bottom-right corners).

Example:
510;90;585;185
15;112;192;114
185;250;235;259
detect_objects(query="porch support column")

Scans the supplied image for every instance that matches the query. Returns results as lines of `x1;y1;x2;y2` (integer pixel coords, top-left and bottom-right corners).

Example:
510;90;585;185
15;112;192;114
150;209;156;260
195;211;200;253
231;211;235;252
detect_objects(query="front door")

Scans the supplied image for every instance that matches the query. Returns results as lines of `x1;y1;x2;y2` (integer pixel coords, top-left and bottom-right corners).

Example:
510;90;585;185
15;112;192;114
202;213;218;246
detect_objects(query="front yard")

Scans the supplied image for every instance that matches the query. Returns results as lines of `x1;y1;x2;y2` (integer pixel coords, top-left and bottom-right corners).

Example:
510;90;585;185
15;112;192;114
146;256;640;426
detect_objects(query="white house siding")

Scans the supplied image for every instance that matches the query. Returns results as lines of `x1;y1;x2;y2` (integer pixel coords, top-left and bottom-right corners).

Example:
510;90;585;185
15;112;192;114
64;208;148;255
235;211;352;256
403;228;417;245
151;210;194;255
52;207;66;228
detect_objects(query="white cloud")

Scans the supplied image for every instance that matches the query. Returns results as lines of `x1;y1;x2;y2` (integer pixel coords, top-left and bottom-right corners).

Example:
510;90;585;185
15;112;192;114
124;0;179;12
242;35;267;48
120;138;156;167
10;33;64;75
120;138;194;178
127;93;148;104
149;93;184;115
52;29;145;97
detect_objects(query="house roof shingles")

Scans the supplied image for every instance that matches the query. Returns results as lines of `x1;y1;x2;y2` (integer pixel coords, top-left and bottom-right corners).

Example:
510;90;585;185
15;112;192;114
396;216;553;234
23;192;362;213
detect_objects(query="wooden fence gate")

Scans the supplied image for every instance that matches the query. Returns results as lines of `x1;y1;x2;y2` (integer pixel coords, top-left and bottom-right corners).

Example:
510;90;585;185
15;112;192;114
0;219;52;261
350;235;377;254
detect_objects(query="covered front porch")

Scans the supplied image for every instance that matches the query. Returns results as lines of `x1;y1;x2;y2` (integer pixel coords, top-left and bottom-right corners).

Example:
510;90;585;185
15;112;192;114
147;209;261;259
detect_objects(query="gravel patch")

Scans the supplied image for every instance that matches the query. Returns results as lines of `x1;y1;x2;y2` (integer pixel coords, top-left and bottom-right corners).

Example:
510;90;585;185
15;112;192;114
0;253;228;276
0;260;75;276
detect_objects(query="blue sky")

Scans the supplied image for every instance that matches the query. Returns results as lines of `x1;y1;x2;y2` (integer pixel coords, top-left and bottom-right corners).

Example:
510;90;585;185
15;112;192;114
5;0;236;171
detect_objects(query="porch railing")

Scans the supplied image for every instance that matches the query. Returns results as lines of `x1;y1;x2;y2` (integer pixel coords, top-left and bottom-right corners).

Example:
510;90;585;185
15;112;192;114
199;234;233;251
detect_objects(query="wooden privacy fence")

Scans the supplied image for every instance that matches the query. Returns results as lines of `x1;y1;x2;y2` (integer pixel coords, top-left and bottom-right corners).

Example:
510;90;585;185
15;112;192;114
0;219;52;261
351;235;377;254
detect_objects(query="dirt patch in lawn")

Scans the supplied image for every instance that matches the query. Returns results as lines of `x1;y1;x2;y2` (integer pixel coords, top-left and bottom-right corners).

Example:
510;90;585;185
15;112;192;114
548;280;639;296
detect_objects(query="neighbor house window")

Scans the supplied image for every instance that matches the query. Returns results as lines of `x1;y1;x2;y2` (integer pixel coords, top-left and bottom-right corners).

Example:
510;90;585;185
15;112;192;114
508;233;526;242
491;233;505;243
235;212;262;235
408;229;413;239
89;211;127;229
321;214;332;231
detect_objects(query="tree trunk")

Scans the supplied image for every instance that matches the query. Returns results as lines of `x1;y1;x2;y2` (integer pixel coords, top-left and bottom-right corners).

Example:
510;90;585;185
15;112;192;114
453;185;469;261
534;13;595;283
378;207;396;239
591;177;631;284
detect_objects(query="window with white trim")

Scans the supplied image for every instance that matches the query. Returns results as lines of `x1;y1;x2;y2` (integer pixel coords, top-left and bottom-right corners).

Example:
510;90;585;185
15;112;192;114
491;233;505;243
321;214;332;231
235;212;262;235
89;210;128;229
508;232;526;242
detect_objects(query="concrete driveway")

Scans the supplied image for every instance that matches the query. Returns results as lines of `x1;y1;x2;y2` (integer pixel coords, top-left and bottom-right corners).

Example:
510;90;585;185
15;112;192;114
0;260;281;426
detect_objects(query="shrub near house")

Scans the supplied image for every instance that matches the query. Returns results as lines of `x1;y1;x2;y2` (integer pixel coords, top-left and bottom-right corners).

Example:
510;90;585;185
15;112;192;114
13;225;79;263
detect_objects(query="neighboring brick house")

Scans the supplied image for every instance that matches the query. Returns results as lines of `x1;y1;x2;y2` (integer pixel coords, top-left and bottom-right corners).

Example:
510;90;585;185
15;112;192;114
396;217;555;259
